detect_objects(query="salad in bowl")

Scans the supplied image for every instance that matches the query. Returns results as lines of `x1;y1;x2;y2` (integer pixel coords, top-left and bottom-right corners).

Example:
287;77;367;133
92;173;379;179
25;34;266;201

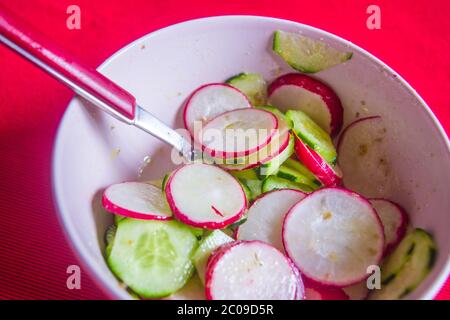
99;30;437;300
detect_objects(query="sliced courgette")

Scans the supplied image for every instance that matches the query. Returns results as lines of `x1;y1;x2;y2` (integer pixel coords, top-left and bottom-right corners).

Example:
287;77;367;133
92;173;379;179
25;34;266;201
369;229;437;300
105;224;117;258
277;163;321;190
161;172;171;191
192;230;234;284
230;169;262;202
256;105;291;128
283;158;321;185
114;214;125;225
256;134;295;177
226;73;267;106
286;110;337;164
108;219;198;298
261;175;313;193
273;30;352;73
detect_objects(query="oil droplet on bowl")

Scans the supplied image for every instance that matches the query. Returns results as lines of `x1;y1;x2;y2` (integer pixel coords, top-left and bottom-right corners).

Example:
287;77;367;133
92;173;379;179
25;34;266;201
138;155;152;177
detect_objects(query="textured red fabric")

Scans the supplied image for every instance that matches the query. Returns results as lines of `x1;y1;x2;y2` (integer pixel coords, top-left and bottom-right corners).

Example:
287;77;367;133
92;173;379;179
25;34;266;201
0;0;449;299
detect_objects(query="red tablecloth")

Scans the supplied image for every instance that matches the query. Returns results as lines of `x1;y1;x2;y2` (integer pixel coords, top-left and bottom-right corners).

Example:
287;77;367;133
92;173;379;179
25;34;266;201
0;0;449;299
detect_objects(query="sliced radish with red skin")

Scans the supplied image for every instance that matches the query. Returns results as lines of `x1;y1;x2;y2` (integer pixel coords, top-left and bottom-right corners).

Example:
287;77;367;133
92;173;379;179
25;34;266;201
237;189;306;251
369;199;409;256
304;279;349;300
183;83;251;136
198;108;278;159
219;128;290;171
283;187;385;287
165;163;246;229
343;281;370;300
304;287;323;300
102;182;172;220
294;133;341;186
268;73;343;136
205;240;304;300
337;116;393;198
293;263;306;300
218;113;290;170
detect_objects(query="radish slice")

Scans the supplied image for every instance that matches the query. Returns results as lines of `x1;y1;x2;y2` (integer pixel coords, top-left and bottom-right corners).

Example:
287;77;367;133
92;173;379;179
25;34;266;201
102;182;172;220
304;287;323;300
219;111;290;170
183;83;251;135
205;241;304;300
304;280;349;300
337;116;393;198
369;199;409;255
219;129;290;171
268;73;343;136
198;108;278;159
293;264;306;300
165;163;247;229
294;133;342;186
237;189;306;251
283;187;385;287
343;281;370;300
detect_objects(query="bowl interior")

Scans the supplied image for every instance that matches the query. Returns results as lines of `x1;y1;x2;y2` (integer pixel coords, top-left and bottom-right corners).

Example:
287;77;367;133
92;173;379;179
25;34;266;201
53;16;450;299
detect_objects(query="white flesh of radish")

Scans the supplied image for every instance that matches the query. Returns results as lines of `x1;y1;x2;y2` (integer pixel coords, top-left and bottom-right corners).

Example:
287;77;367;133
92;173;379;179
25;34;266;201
103;182;171;219
338;117;394;198
219;116;290;169
207;241;299;300
269;85;331;133
369;199;406;251
200;108;277;156
283;188;384;286
184;84;251;134
166;164;246;228
238;189;306;251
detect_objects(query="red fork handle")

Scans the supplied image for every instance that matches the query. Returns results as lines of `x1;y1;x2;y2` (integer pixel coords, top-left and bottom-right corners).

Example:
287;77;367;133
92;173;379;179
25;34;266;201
0;6;136;120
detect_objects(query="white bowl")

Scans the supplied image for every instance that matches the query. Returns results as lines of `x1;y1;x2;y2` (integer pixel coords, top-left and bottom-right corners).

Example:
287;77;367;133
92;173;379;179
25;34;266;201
52;16;450;300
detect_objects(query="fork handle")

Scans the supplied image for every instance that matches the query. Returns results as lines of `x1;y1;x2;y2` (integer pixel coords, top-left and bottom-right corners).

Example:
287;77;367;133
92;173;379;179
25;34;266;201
0;6;136;122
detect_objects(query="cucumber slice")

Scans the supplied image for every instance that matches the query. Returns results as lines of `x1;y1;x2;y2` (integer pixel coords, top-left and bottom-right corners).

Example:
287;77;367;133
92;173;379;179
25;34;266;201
286;110;337;164
161;173;171;191
115;216;203;238
380;228;435;284
114;214;125;224
107;219;198;298
262;175;314;193
245;179;262;200
192;230;234;284
239;178;263;202
257;134;294;177
252;106;293;177
226;73;267;106
272;30;352;73
230;168;259;180
105;224;117;258
230;169;262;202
256;105;291;128
189;226;205;239
369;229;436;300
277;164;320;190
227;215;248;231
283;158;321;185
236;178;253;204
